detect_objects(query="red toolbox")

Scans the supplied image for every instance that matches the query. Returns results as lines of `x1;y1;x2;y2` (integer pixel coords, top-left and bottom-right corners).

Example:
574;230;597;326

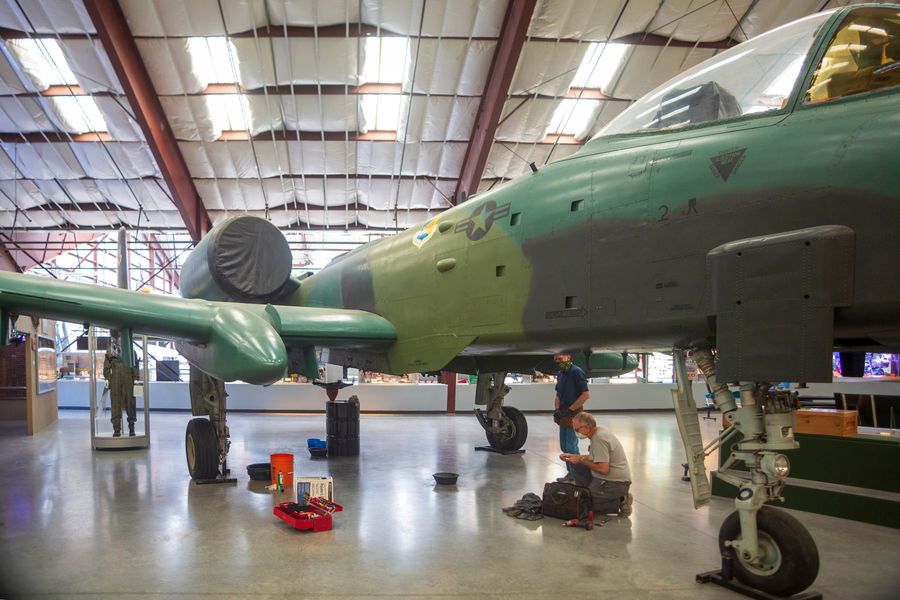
274;497;343;532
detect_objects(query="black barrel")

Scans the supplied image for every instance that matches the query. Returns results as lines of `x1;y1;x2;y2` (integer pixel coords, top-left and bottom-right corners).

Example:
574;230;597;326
325;397;360;456
326;435;360;456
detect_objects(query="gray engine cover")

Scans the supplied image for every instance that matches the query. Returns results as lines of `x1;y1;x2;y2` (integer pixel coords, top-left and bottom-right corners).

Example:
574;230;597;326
708;225;854;383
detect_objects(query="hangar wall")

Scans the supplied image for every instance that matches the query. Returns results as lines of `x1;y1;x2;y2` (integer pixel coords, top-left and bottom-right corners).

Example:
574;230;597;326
56;380;712;412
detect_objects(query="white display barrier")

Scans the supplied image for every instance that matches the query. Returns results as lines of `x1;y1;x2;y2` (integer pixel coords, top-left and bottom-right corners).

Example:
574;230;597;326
57;380;712;412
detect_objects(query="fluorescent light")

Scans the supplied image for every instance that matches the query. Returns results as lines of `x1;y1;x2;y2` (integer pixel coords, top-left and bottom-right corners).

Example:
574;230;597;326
50;96;107;133
362;38;409;84
360;94;404;131
7;38;79;87
187;37;241;84
547;98;600;136
571;43;628;90
205;94;250;131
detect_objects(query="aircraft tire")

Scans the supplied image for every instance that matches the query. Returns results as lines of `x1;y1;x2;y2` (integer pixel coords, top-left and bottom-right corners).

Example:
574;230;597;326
486;406;528;451
839;352;865;377
718;506;819;597
185;418;218;480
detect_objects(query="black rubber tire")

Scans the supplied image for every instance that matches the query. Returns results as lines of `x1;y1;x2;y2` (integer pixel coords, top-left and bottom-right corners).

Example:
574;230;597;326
185;418;218;480
839;352;865;377
486;406;528;451
718;506;819;597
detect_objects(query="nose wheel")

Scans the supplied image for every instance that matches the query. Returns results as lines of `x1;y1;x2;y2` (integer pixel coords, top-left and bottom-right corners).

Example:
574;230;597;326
710;506;819;598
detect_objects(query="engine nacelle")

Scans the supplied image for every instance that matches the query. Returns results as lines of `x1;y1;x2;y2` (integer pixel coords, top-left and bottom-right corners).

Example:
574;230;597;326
180;216;293;303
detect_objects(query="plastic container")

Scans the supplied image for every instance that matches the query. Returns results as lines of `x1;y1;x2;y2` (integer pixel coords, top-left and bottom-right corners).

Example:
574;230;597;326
274;497;343;532
246;462;271;481
270;453;294;487
433;472;459;485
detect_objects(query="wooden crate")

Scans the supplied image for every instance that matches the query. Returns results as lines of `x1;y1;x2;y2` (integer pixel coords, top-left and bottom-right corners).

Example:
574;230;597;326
795;408;858;437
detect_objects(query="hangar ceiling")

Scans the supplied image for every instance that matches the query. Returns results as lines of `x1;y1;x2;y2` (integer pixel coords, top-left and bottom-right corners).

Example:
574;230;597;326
0;0;857;283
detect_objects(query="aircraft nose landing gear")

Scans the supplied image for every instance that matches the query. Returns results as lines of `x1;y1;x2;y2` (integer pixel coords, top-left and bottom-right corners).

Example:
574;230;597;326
675;348;820;598
473;371;528;453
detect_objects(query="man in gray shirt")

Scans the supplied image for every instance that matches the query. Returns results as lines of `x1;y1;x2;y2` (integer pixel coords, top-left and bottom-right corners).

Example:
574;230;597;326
560;412;634;516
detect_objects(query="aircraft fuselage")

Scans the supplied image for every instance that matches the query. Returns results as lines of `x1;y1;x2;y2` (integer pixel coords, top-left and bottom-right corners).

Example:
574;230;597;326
297;84;900;379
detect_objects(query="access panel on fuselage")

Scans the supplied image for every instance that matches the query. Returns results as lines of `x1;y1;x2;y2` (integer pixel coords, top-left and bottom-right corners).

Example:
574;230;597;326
589;145;650;340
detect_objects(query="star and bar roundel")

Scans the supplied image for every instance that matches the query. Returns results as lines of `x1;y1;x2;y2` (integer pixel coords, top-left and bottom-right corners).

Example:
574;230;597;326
454;201;511;241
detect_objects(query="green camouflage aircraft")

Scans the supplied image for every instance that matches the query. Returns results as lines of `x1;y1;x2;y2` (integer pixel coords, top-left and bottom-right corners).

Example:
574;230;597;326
0;4;898;596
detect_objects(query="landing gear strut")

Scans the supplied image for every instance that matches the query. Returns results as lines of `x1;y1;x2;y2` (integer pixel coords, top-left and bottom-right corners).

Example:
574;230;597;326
186;366;236;484
673;348;819;597
473;371;528;452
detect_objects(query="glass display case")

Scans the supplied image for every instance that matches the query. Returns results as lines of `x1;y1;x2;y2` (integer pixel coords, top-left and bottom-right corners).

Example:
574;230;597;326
88;327;150;450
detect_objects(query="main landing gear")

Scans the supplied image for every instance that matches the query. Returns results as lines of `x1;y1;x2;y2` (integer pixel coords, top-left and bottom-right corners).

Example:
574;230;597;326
474;371;528;452
185;366;236;484
673;347;819;598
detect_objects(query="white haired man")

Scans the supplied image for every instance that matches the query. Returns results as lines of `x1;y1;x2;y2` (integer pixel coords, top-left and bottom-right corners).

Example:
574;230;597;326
559;411;634;516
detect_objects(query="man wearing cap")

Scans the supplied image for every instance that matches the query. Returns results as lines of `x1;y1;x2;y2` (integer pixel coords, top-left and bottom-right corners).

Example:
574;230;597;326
561;411;633;516
552;353;590;482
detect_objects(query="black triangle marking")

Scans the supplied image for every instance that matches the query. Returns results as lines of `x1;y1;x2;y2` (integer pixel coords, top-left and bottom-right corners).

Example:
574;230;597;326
710;148;746;182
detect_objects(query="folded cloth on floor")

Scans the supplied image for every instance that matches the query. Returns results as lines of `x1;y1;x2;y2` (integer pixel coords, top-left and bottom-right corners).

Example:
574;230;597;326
502;492;543;520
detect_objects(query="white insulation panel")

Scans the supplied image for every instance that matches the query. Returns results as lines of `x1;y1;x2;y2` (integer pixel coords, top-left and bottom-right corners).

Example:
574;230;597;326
509;40;587;96
0;0;95;34
405;39;494;95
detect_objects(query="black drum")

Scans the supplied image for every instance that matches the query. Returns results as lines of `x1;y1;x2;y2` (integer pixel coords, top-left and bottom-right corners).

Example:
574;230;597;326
324;397;360;456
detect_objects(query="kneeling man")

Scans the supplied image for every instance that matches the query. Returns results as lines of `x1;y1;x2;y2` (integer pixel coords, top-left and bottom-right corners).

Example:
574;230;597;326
560;412;633;516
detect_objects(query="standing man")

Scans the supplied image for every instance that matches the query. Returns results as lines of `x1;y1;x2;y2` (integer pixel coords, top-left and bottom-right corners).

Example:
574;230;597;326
560;412;633;516
552;353;590;482
104;347;138;437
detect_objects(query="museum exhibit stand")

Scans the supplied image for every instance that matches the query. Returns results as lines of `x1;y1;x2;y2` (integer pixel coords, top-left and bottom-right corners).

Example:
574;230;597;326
87;327;150;450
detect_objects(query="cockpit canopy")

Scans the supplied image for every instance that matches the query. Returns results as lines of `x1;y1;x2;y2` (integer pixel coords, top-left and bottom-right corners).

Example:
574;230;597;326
594;6;900;138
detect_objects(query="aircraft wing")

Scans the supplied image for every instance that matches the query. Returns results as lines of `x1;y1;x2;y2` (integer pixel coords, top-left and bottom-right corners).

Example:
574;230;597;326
0;271;396;385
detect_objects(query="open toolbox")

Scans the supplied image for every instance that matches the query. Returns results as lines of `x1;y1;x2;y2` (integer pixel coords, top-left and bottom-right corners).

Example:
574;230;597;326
274;497;343;532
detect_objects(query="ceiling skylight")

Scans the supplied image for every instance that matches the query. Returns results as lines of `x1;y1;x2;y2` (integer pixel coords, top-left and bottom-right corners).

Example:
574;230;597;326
50;96;107;133
547;98;601;136
361;38;409;84
187;37;241;85
7;38;79;88
206;94;251;132
571;43;628;91
360;94;405;131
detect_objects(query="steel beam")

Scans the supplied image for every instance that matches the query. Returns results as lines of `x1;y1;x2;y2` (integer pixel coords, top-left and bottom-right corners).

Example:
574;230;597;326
83;0;211;243
0;242;22;272
146;233;180;290
454;0;537;203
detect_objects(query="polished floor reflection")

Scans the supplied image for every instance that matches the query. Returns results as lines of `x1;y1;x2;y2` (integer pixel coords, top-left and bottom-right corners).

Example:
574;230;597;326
0;410;897;599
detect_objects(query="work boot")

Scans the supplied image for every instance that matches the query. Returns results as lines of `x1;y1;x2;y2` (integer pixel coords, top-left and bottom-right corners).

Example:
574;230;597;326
113;428;121;438
619;493;634;517
128;423;135;437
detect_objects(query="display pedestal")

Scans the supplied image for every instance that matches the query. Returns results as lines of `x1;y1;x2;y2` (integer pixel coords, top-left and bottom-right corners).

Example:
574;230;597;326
474;446;525;455
696;555;822;600
89;328;150;450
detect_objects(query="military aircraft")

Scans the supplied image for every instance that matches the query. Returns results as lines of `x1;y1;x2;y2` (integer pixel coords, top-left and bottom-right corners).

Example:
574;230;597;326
0;3;898;596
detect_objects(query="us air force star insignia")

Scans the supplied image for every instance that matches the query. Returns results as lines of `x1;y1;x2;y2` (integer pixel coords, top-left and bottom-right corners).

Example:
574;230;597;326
454;201;511;241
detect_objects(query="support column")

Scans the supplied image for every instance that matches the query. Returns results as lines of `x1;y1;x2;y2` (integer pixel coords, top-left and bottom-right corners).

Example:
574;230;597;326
441;371;457;414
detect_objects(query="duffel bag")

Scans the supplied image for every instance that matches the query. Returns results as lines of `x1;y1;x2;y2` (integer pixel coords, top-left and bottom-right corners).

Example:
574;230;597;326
541;481;592;521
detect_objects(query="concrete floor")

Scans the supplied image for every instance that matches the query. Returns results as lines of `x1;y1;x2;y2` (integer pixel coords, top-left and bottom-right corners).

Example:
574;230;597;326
0;409;897;599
